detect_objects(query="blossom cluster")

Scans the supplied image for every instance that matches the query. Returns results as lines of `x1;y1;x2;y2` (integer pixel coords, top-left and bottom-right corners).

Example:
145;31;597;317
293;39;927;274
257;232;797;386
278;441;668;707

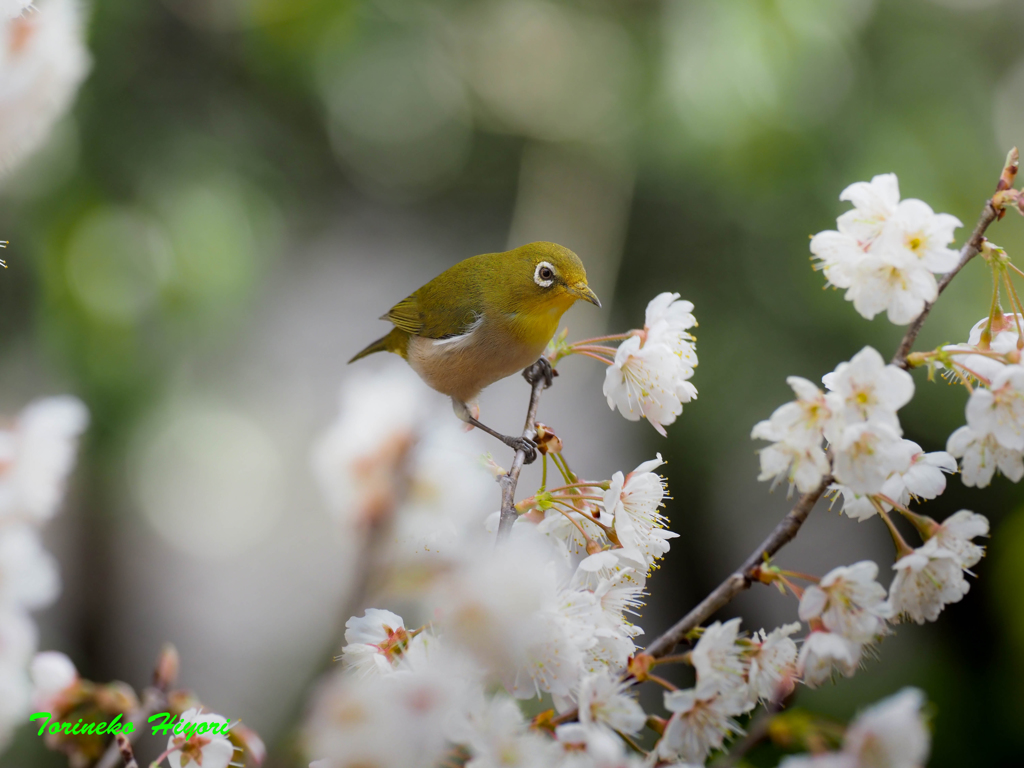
658;618;798;763
810;174;962;324
553;292;697;436
943;312;1024;487
0;0;90;173
752;345;954;517
303;347;941;768
779;688;930;768
749;172;1010;710
0;396;87;750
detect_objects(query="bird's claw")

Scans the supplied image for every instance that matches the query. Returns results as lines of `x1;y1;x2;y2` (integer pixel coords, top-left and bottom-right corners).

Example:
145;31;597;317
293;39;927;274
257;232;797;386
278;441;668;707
509;436;538;465
524;357;556;388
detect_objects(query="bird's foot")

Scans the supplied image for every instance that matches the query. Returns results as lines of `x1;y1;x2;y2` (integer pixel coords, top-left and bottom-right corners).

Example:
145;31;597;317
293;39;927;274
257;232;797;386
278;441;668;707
506;435;538;465
524;357;556;388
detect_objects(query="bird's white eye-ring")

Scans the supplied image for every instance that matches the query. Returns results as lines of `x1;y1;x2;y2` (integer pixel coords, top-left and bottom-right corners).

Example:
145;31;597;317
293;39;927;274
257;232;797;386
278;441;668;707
534;261;555;287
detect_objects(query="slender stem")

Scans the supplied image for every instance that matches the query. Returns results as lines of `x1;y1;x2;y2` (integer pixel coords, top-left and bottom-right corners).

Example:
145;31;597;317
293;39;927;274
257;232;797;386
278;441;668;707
1002;269;1024;345
115;735;139;768
550;498;611;531
558;453;580;482
872;500;915;558
1008;261;1024;280
497;361;552;540
570;350;615;365
981;257;1001;349
647;673;678;692
652;652;692;667
551;452;575;485
572;332;633;345
149;745;175;768
571;344;619;356
555;506;594;544
617;730;648;756
645;472;833;657
546;481;609;492
96;687;167;768
778;575;804;600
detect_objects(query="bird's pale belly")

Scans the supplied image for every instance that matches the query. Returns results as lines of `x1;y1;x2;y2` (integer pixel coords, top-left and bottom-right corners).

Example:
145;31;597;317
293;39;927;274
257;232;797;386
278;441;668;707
406;325;546;404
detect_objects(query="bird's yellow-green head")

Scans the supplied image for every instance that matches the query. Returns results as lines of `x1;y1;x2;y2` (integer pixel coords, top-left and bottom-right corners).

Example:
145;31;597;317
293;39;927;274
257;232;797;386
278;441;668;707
497;241;601;315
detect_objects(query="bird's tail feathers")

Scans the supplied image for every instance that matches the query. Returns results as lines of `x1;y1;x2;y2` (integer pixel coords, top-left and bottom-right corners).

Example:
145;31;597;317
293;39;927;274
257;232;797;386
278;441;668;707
348;328;408;363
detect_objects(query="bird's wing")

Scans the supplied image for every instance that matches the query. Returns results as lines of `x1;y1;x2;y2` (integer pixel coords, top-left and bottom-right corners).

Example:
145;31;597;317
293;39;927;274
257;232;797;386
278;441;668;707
383;292;481;340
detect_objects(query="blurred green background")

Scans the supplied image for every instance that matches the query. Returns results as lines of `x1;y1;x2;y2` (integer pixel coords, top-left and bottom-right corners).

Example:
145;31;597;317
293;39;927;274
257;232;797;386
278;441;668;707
4;0;1024;765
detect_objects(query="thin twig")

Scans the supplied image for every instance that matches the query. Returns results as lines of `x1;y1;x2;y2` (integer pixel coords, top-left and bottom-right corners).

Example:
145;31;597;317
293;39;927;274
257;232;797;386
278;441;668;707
114;734;139;768
646;473;832;658
96;687;167;768
497;360;551;540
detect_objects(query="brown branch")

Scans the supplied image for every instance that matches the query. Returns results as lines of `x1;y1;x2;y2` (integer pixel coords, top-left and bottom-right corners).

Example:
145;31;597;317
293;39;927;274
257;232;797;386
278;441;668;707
95;687;166;768
114;734;139;768
643;151;1013;660
646;473;832;658
496;360;552;540
95;644;178;768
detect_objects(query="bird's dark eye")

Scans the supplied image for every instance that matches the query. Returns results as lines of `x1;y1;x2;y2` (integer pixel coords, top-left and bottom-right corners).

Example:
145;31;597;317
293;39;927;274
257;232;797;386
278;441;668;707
539;266;554;281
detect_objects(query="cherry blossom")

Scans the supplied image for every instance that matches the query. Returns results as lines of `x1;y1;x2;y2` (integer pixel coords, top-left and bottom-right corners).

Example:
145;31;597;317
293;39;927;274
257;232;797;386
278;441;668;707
341;609;412;676
942;313;1024;384
1;1;32;20
746;623;799;701
888;539;970;624
877;198;962;273
448;693;556;768
0;0;91;171
576;671;646;737
604;456;678;570
689;618;749;702
0;525;59;611
751;376;831;493
811;175;962;325
831;421;907;496
880;442;956;507
931;510;989;569
602;336;696;437
797;630;862;688
643;292;698;364
0;395;89;523
29;650;77;710
305;662;465;768
822;347;913;439
836;174;901;246
964;364;1024;451
165;708;236;768
658;684;745;765
947;425;1024;487
798;562;890;643
780;687;930;768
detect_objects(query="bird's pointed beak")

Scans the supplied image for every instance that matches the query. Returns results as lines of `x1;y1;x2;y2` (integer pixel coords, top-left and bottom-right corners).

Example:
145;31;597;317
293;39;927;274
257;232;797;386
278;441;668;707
572;283;601;308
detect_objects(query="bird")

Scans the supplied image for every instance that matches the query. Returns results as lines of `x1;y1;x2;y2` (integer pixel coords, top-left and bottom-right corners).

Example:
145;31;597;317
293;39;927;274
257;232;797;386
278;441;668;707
349;241;600;462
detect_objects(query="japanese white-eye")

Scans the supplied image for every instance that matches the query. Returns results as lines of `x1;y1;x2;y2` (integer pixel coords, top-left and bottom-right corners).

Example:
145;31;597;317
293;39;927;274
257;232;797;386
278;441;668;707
349;241;600;459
